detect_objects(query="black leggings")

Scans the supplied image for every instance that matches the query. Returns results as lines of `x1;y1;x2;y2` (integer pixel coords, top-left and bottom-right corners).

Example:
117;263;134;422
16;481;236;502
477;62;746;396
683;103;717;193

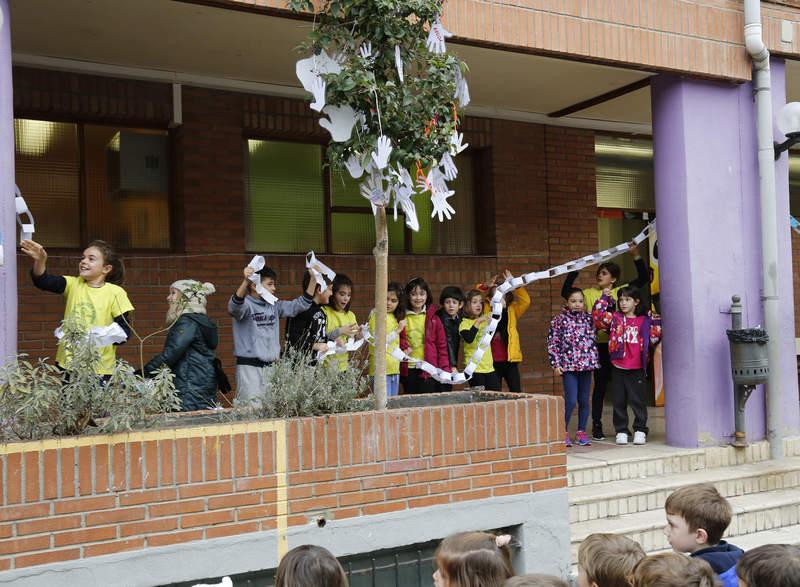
592;343;611;427
400;369;436;394
470;371;500;391
493;361;522;392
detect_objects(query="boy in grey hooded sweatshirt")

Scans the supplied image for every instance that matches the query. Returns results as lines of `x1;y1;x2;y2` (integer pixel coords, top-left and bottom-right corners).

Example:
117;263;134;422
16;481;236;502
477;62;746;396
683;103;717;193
229;262;316;404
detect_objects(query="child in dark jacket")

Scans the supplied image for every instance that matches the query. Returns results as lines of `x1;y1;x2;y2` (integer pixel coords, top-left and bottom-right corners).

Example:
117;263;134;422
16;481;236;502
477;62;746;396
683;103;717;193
285;272;335;363
592;286;662;446
548;288;600;447
435;286;464;392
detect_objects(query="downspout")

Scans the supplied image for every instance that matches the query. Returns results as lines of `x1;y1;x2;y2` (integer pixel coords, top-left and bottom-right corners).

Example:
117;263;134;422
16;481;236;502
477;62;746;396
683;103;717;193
744;0;784;459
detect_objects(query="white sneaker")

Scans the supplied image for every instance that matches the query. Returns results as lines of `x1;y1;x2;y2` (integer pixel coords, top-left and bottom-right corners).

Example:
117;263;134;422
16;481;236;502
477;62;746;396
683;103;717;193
615;433;628;445
633;431;647;445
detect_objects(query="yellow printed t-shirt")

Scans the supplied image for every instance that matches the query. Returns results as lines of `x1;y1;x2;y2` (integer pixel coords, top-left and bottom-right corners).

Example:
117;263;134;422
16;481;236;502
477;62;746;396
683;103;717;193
58;276;134;374
459;317;494;374
405;311;426;364
368;312;400;376
583;284;625;344
322;306;358;371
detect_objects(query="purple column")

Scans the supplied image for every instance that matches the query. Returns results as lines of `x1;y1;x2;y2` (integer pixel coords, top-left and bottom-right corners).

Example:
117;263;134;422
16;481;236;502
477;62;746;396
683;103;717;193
652;75;766;446
0;0;17;366
770;58;800;440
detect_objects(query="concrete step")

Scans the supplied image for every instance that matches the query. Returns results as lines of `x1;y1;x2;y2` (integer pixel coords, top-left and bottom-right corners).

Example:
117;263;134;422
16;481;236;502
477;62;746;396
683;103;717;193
567;440;770;487
569;487;800;563
569;457;800;523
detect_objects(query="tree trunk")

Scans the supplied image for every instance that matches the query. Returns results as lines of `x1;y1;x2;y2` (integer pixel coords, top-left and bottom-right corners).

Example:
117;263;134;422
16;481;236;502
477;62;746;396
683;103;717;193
373;206;389;410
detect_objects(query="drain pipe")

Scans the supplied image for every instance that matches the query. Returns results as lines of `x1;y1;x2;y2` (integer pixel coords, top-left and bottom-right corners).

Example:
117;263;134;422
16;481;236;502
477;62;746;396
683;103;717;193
744;0;784;459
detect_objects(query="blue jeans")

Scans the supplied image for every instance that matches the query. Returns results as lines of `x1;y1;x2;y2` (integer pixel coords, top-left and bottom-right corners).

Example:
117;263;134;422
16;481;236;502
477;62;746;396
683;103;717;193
372;375;400;397
563;370;592;431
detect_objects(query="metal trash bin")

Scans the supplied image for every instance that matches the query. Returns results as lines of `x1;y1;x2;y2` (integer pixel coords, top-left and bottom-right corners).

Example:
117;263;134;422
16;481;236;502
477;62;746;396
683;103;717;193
726;328;769;386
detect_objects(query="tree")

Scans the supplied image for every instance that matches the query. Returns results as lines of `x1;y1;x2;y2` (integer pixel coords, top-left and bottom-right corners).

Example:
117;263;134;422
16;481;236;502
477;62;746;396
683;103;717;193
288;0;470;408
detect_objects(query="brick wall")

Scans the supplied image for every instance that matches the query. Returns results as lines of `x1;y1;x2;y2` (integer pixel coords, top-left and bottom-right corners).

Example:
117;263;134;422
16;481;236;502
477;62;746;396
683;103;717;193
0;394;565;574
13;67;603;395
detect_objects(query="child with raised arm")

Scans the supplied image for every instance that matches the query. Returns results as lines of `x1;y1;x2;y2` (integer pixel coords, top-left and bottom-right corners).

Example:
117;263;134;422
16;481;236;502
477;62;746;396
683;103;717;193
229;260;315;404
322;274;360;371
284;272;334;362
21;239;133;376
562;244;647;440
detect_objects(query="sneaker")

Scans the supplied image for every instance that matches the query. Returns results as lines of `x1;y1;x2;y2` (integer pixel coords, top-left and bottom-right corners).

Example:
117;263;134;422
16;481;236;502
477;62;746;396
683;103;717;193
565;433;573;448
576;430;591;446
633;431;647;445
592;425;605;441
615;432;629;445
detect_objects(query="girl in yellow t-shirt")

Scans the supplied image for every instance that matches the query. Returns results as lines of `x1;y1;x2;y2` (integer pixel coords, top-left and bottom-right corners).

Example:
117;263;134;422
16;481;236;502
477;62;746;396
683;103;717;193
459;289;500;391
368;282;407;398
322;274;359;371
21;239;134;376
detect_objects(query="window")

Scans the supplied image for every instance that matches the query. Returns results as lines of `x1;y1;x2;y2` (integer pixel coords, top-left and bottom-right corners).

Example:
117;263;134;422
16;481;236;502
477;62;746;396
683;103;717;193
595;135;654;210
14;119;171;249
246;139;477;254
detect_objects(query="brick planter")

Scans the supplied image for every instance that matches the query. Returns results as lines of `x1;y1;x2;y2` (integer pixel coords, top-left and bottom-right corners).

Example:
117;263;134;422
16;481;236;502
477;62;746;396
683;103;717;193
0;392;567;585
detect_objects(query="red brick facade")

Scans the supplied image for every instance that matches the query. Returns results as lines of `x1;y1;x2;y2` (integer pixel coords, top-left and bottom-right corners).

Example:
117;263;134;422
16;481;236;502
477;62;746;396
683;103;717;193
13;66;603;395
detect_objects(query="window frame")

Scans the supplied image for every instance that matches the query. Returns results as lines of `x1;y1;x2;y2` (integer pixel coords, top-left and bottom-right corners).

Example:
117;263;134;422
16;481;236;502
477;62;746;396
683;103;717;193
243;133;479;255
13;115;177;254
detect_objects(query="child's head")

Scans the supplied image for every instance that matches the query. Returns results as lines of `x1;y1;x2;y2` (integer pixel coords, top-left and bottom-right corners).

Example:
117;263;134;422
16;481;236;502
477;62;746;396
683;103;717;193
596;262;621;289
274;544;348;587
250;266;278;297
630;553;719;587
330;274;353;312
387;282;406;321
434;532;515;587
302;271;333;305
616;286;644;317
463;289;485;319
565;288;585;312
439;286;465;317
736;544;800;587
663;483;732;553
81;240;124;285
577;533;645;587
406;277;432;312
503;574;567;587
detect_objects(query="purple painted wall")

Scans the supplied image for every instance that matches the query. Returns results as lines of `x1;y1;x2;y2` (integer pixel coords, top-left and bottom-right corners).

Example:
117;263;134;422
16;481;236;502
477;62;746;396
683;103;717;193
652;68;799;447
0;0;17;366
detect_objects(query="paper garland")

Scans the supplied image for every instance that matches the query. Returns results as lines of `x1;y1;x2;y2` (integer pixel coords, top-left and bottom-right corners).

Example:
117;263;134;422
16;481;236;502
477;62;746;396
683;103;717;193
306;251;337;291
15;185;35;243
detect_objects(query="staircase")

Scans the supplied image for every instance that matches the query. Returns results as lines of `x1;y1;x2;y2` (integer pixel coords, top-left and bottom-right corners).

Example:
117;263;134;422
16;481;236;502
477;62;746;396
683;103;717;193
567;437;800;569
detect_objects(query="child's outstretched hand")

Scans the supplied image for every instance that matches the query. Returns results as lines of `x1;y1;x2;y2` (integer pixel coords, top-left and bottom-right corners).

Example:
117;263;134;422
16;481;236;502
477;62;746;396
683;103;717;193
475;314;489;326
628;242;640;257
553;366;563;376
341;323;359;337
397;319;407;332
502;269;513;282
20;239;47;262
602;287;613;298
243;266;255;280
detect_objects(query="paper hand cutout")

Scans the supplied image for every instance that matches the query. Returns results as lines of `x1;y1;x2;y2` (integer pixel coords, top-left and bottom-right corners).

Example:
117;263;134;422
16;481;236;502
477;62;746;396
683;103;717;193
306;251;337;291
450;130;469;156
395;45;404;83
360;172;388;209
440;152;458;181
359;42;377;63
454;67;471;107
247;255;278;304
391;166;420;232
417;166;448;195
430;188;456;222
295;50;342;93
55;322;128;348
371;135;392;170
345;154;365;179
15;185;35;243
426;18;453;54
319;105;358;142
310;77;326;112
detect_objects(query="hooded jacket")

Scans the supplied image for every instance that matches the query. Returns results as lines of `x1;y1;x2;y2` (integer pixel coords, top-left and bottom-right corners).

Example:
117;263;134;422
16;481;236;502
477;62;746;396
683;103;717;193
592;294;662;374
547;307;600;372
691;541;744;577
144;313;219;411
476;284;530;363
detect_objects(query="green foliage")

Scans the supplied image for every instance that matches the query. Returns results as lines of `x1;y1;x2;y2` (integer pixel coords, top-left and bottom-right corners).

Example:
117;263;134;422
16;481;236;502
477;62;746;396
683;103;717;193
231;350;371;420
0;317;181;441
288;0;466;172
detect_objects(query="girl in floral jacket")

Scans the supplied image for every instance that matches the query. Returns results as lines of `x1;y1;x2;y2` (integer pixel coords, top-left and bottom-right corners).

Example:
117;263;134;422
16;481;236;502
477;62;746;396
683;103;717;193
547;288;600;447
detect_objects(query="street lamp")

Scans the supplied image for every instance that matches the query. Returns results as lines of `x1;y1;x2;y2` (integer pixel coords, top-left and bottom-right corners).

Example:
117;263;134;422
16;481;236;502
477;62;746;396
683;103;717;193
774;102;800;159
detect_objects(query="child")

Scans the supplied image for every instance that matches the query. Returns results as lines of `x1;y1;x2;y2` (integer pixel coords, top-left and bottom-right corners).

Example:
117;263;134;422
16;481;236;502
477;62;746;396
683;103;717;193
460;289;499;391
323;274;360;371
285;272;334;362
562;245;647;440
664;483;743;585
229;261;315;404
401;277;448;394
577;533;645;587
737;544;800;587
478;270;531;392
368;282;407;398
275;544;348;587
21;239;134;376
592;286;661;445
630;553;720;587
434;532;515;587
436;285;464;392
503;575;567;587
548;288;600;447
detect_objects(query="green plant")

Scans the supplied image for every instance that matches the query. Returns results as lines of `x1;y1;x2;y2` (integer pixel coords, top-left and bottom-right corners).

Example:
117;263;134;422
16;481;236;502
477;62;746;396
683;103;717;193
0;317;180;441
231;350;371;420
